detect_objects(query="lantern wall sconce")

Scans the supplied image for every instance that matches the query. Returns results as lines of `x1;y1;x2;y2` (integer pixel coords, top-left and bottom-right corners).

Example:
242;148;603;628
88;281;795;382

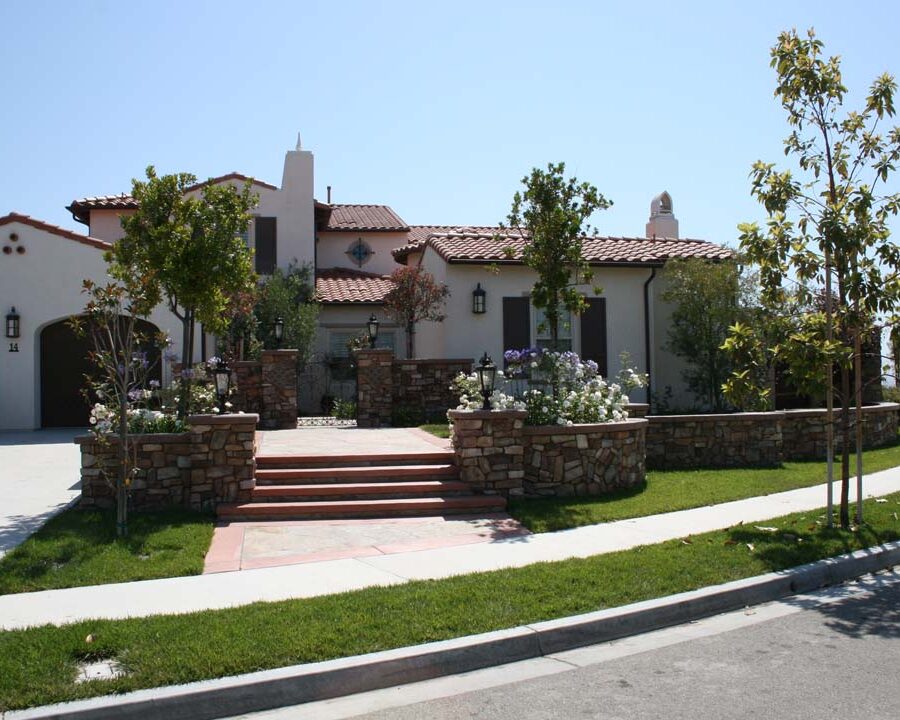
472;283;486;314
5;307;20;339
476;351;496;410
274;316;284;348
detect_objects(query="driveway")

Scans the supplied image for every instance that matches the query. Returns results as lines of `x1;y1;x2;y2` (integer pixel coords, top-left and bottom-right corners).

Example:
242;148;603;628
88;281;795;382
0;429;83;558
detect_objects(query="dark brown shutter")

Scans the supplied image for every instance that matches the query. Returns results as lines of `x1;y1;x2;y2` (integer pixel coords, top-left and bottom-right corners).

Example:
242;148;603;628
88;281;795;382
255;217;277;274
581;297;607;377
502;297;531;357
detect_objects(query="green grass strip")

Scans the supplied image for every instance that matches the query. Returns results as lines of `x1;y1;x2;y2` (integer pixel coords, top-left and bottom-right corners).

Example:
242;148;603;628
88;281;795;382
510;440;900;532
0;508;214;595
2;494;899;712
418;423;450;438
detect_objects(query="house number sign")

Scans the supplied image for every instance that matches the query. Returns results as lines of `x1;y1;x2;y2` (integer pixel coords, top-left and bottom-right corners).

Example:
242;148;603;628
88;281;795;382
8;343;18;352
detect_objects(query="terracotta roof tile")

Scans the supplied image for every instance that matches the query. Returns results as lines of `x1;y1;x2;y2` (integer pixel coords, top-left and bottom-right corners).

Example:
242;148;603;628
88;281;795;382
0;212;111;250
316;267;394;304
393;228;731;266
323;205;409;232
67;173;278;225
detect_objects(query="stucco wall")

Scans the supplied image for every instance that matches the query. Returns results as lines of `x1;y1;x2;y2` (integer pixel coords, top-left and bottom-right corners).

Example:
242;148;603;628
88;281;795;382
317;231;408;276
0;221;199;430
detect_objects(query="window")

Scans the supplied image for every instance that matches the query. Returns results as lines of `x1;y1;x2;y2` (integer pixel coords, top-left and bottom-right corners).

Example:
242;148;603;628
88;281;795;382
255;217;277;275
533;305;573;351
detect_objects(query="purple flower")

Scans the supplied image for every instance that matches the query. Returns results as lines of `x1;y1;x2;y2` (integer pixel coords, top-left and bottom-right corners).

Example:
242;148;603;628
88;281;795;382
164;350;179;363
127;388;143;401
149;380;161;389
180;368;195;380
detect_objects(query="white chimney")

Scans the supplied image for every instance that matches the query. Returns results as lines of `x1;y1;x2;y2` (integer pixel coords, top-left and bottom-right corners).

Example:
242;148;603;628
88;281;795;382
645;191;679;239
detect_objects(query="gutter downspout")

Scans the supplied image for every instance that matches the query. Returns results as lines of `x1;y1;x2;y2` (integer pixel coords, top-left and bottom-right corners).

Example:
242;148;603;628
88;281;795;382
643;267;658;406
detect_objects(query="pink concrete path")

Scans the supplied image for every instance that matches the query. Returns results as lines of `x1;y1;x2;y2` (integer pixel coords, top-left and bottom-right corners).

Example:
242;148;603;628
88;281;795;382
255;426;450;458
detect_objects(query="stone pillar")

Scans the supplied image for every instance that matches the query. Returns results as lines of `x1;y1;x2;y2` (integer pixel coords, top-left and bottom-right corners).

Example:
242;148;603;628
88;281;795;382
187;413;259;507
232;360;263;414
355;348;394;428
260;350;298;429
448;409;526;496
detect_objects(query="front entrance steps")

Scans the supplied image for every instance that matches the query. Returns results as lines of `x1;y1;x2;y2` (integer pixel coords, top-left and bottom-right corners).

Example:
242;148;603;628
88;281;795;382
217;452;505;521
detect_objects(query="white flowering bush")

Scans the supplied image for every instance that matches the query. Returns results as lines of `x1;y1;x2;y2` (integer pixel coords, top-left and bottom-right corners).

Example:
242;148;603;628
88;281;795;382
453;348;647;426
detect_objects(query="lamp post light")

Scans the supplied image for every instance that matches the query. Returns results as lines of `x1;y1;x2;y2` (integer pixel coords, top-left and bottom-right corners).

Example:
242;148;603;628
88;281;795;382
472;283;486;314
5;307;20;339
273;316;284;348
366;314;379;349
213;360;231;414
476;352;496;410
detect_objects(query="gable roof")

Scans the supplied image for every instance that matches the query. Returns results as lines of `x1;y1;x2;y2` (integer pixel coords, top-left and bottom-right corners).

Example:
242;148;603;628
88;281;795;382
67;172;278;225
0;212;111;250
316;267;394;304
392;228;732;266
321;204;409;232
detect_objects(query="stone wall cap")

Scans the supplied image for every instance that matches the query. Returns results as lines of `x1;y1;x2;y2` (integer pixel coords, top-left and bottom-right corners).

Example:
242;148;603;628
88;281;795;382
188;413;260;425
781;402;899;418
260;349;299;357
523;418;648;435
393;358;474;366
232;360;262;368
74;431;190;445
447;409;527;419
353;348;394;354
648;411;786;422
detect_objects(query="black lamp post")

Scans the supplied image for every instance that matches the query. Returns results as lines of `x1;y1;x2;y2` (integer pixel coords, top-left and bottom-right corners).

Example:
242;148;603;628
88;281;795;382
472;283;486;314
274;316;284;348
367;314;379;349
476;352;496;410
213;361;231;413
5;307;20;339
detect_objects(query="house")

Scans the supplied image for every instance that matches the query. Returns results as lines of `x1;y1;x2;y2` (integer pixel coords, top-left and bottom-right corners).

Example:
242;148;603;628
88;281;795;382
0;137;730;429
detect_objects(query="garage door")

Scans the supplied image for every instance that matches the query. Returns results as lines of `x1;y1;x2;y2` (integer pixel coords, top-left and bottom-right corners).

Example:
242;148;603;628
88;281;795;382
40;317;162;428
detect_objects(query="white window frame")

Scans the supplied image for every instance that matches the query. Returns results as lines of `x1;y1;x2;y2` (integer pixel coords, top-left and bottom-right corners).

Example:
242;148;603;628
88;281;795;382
532;304;575;352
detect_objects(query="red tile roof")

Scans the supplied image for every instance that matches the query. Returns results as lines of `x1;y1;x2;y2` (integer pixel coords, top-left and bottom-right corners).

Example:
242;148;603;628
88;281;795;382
0;212;111;250
67;173;278;225
316;267;395;304
322;205;409;232
392;228;731;266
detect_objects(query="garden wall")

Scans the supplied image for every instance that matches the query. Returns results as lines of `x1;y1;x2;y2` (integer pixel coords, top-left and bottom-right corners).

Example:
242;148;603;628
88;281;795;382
448;409;647;498
77;413;259;512
228;350;298;429
356;349;473;427
646;402;899;469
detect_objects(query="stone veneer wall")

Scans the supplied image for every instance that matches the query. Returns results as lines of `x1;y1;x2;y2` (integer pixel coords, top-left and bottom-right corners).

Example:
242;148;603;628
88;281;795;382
645;402;899;469
448;410;647;498
392;358;473;422
229;350;298;429
780;403;899;461
355;348;394;428
77;413;259;512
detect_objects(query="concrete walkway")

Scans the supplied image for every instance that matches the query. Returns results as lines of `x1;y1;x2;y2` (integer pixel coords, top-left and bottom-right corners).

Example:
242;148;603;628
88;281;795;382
2;466;899;631
257;426;450;457
0;429;82;559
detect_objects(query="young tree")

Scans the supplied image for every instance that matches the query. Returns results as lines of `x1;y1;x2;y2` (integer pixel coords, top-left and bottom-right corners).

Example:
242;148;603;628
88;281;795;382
736;29;900;528
383;266;449;358
661;258;745;411
110;167;257;414
72;278;159;537
254;262;319;364
501;163;612;349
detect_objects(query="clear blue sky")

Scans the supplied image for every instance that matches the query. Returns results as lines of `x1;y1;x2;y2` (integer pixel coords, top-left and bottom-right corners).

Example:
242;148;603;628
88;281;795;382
3;0;900;248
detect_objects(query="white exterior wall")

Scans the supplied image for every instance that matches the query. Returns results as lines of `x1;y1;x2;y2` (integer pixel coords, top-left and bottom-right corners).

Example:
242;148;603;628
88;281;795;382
0;222;195;430
650;267;702;410
88;209;132;243
414;247;652;399
316;232;407;276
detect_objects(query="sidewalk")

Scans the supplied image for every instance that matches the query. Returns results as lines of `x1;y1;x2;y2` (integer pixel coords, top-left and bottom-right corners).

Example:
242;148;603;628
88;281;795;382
1;467;899;632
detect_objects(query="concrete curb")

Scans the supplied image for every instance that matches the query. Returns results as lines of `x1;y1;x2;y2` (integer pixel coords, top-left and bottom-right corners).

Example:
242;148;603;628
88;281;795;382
9;540;900;720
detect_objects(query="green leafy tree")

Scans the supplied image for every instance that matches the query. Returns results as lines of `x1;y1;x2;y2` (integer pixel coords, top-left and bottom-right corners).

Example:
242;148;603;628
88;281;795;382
383;266;450;358
501;163;612;349
661;258;745;411
735;29;900;528
254;262;319;364
110;168;257;415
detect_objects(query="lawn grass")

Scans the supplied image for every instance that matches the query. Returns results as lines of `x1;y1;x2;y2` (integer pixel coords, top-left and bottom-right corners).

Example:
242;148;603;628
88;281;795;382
0;508;214;595
418;423;450;438
510;440;900;533
1;494;898;711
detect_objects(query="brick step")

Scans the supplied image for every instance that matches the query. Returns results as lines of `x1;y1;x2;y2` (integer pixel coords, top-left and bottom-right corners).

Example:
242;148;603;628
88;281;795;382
217;495;506;521
250;480;473;502
255;464;458;485
256;452;455;469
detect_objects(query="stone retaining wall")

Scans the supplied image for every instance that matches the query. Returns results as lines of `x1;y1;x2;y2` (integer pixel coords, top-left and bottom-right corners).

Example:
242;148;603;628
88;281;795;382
77;413;259;512
232;361;263;415
448;410;647;498
229;350;298;429
355;348;394;428
646;402;899;469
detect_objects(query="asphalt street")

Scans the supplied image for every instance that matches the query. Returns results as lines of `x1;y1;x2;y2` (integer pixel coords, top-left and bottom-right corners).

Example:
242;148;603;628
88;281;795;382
231;571;900;720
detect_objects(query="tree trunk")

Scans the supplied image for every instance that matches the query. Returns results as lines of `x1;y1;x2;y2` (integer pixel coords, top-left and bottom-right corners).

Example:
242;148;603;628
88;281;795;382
406;321;414;359
116;390;129;538
840;362;852;529
854;329;864;524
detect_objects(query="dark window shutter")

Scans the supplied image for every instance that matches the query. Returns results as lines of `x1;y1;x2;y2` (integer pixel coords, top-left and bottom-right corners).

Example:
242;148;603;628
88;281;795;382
581;297;607;377
502;297;531;358
255;217;277;274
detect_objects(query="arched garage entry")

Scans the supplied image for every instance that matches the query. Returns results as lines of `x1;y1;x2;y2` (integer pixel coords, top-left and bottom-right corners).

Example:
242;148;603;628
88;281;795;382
40;316;163;428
